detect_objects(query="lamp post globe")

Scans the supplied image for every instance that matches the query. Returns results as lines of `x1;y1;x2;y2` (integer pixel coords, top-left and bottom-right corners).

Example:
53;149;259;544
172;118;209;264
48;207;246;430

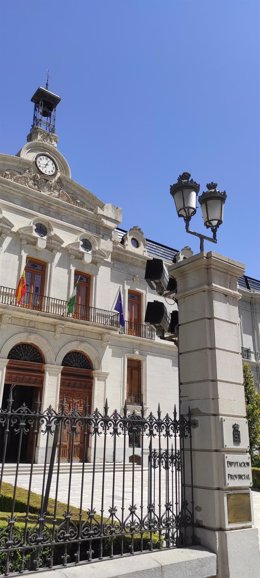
170;172;200;223
198;182;227;239
170;171;227;252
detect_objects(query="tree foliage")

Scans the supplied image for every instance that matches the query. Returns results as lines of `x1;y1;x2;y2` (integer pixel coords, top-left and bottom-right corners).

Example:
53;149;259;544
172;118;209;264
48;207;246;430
243;363;260;462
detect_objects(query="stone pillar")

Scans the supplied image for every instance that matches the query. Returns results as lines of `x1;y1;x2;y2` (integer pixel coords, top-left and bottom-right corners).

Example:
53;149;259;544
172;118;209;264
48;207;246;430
92;370;109;462
0;358;8;406
170;251;260;578
92;370;109;411
36;364;62;463
41;364;62;410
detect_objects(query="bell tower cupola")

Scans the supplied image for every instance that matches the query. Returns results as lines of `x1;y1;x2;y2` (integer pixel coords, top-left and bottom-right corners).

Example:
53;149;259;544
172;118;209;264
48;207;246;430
27;81;61;148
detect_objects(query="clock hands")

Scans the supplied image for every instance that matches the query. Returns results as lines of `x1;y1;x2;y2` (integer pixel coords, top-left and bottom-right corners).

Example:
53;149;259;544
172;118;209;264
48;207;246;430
35;154;56;176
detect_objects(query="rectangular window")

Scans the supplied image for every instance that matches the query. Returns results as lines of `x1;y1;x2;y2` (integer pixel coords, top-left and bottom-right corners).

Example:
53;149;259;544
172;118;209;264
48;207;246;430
128;290;142;336
242;347;252;360
127;359;142;405
74;271;91;320
24;258;46;309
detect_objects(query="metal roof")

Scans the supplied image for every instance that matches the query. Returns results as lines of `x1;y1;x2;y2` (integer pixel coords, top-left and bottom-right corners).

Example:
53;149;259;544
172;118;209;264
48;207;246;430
31;87;61;106
238;275;260;293
117;229;260;290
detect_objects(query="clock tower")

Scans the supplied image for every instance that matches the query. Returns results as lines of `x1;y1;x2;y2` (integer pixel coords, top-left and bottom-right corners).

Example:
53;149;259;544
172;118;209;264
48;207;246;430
16;83;71;178
27;83;61;148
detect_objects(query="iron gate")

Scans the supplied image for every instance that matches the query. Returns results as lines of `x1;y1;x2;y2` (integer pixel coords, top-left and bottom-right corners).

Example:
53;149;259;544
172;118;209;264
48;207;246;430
0;392;193;574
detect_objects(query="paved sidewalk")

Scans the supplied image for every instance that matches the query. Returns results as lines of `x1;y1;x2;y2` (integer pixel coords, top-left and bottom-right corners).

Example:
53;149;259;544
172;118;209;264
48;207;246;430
252;490;260;543
3;468;260;545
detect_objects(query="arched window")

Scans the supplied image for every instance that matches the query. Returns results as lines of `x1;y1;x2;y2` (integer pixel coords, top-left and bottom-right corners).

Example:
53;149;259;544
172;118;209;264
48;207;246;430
8;343;44;363
62;351;93;369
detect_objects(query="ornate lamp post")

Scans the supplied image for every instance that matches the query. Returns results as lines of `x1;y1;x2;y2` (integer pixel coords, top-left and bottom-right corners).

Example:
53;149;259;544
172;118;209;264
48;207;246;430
168;170;260;577
170;172;227;251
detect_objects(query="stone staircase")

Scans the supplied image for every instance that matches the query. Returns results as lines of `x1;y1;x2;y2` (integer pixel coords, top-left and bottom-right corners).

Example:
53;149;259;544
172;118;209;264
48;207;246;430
2;462;142;476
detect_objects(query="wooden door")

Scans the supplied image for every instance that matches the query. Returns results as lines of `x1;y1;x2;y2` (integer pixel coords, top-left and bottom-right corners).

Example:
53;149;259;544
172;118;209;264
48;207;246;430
127;359;142;404
23;258;46;310
128;291;142;336
4;356;44;463
74;272;91;320
59;367;92;462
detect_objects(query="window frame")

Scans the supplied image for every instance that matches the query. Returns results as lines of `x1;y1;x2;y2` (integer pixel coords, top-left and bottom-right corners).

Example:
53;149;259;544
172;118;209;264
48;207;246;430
126;358;142;406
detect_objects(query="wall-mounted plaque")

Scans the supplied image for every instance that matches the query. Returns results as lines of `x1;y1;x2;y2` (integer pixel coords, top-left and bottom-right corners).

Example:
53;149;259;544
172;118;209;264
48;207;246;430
221;417;249;450
227;492;252;524
224;453;252;487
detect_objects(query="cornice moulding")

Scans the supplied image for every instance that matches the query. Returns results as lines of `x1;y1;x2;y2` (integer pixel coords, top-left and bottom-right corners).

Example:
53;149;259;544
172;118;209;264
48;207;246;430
112;244;148;266
0;154;122;230
0;302;120;337
0;179;112;232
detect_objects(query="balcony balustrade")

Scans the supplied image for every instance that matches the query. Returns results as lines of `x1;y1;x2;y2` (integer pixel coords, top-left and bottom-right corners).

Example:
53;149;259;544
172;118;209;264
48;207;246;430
0;286;119;329
123;320;156;340
126;393;143;405
0;287;156;339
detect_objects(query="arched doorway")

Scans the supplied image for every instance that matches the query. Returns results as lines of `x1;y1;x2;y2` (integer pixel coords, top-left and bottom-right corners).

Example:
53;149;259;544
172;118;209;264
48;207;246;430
59;350;93;462
2;343;45;462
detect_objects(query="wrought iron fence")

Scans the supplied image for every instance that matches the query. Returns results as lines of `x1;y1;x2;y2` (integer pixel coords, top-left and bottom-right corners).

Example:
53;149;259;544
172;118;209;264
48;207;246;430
0;394;193;575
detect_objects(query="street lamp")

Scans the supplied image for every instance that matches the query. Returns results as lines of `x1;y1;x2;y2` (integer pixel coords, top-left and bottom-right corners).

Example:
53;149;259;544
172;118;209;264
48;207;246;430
170;172;227;251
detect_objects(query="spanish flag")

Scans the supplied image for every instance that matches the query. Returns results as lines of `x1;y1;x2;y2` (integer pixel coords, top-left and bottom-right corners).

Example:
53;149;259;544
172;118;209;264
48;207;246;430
16;270;26;304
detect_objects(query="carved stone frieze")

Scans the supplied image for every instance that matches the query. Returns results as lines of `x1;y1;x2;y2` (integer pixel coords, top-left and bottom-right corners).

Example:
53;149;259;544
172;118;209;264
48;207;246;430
27;127;59;147
0;168;89;210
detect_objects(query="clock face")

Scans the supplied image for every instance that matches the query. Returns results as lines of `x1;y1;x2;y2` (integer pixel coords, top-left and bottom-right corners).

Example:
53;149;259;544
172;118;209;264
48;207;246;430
35;154;57;176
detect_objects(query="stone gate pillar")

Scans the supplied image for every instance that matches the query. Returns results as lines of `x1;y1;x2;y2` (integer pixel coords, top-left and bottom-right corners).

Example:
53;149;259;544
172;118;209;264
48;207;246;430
170;251;260;578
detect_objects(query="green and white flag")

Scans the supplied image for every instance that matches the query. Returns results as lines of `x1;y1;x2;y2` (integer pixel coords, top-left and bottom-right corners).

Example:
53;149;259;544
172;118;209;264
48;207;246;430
67;280;78;314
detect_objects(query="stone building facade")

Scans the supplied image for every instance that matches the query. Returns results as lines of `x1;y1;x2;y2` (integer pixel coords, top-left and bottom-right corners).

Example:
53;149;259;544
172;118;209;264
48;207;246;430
0;86;259;463
238;275;260;390
0;86;179;463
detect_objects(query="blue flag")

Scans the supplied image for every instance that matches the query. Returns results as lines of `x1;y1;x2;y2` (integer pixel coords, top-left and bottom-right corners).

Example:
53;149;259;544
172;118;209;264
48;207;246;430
114;289;125;328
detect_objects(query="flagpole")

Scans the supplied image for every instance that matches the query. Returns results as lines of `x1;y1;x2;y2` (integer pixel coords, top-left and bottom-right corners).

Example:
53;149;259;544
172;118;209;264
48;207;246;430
112;287;121;311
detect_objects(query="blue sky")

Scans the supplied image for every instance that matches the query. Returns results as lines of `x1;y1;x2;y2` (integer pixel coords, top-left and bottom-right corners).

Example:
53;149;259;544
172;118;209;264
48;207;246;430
0;0;259;277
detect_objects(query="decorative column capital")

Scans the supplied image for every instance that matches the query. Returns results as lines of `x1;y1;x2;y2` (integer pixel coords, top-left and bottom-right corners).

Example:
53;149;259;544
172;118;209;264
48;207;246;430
44;364;63;377
92;370;109;381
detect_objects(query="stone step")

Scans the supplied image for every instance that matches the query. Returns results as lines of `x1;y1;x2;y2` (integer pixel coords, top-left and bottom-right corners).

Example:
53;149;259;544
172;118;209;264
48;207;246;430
2;462;142;476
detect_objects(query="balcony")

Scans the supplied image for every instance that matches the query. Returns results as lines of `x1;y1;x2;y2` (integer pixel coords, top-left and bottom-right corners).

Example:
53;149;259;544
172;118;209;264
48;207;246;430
123;321;156;340
126;394;142;405
0;286;119;329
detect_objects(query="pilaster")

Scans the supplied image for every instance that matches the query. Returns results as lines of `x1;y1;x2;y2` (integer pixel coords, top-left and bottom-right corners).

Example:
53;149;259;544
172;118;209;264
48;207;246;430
36;364;62;463
0;358;8;406
92;370;109;411
41;364;63;410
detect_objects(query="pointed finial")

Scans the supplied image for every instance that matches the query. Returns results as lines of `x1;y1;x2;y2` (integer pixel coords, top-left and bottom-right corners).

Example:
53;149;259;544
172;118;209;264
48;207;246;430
46;70;50;90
